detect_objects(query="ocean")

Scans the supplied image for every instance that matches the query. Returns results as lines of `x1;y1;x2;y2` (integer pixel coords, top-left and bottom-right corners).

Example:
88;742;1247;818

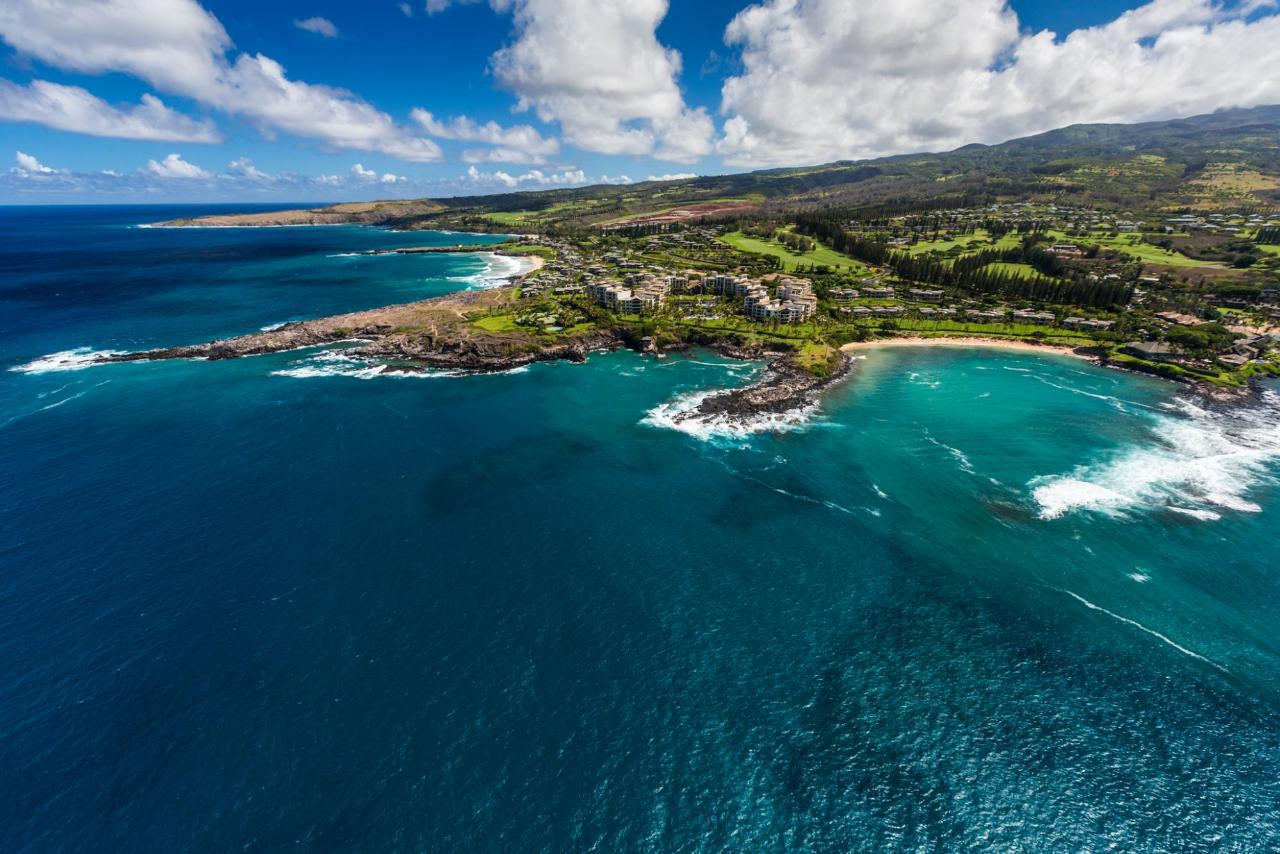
2;206;1279;851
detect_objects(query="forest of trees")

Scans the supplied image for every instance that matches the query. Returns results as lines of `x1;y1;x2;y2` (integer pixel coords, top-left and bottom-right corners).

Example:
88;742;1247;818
793;213;1134;309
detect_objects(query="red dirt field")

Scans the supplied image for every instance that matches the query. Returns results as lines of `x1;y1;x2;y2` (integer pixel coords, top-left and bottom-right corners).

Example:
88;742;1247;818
609;201;758;227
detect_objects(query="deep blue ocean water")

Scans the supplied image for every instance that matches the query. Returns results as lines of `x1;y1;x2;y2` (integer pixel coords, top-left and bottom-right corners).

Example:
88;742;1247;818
3;206;1280;851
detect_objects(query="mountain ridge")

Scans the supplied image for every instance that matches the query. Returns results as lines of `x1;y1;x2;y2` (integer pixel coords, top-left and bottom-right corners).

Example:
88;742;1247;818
165;105;1280;230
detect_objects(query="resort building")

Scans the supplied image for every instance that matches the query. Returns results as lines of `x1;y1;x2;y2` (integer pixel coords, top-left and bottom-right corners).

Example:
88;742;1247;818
704;274;740;295
1063;317;1116;331
588;281;667;313
743;278;817;324
663;275;689;294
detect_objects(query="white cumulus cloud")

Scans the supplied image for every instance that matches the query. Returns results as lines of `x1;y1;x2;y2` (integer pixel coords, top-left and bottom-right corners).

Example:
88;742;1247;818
0;0;441;162
718;0;1280;166
412;109;559;163
0;78;221;142
227;156;270;180
490;0;713;162
465;164;603;188
646;173;697;182
294;16;338;38
147;153;210;179
352;163;378;179
12;150;59;174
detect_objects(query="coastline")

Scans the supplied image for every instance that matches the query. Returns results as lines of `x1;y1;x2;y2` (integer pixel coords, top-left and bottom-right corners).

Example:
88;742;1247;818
839;335;1268;402
841;336;1096;361
500;253;544;280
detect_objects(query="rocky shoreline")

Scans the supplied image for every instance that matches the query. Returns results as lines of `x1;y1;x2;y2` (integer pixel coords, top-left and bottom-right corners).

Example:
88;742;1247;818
80;280;855;428
93;289;623;374
688;353;853;422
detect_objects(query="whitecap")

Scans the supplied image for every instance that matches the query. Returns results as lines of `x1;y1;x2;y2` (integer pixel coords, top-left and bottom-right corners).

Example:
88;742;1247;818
271;351;462;380
10;348;123;374
922;429;976;474
641;389;818;442
1030;390;1280;521
1054;587;1227;672
448;252;537;290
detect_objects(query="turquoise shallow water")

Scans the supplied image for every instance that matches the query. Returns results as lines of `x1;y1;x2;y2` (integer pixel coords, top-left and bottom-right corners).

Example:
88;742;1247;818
3;207;1280;851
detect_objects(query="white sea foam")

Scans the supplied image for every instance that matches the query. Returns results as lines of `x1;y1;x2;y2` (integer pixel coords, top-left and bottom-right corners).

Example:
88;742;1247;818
1055;587;1227;672
2;380;110;429
10;348;123;374
923;429;976;474
271;351;462;380
446;252;537;290
1031;391;1280;521
908;371;942;389
641;389;818;442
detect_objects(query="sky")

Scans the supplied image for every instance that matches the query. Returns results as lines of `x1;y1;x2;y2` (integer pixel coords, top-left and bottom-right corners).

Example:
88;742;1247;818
1;0;1279;204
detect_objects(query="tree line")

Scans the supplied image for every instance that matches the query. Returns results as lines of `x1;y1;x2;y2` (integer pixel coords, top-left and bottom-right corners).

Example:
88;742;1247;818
1256;226;1280;244
794;213;1133;309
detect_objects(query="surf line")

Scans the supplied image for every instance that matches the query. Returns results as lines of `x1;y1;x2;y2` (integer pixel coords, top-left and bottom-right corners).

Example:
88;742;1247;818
1051;586;1228;673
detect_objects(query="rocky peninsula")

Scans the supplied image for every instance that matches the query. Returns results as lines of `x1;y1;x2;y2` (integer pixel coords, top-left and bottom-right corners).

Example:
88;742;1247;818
86;281;852;427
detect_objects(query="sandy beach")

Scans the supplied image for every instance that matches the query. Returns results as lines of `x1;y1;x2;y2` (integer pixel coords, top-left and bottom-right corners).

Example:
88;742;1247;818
841;336;1096;361
506;254;544;278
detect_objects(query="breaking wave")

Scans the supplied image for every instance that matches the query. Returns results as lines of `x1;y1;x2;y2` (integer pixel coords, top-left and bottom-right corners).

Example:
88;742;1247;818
271;351;461;380
1030;391;1280;521
269;351;533;380
10;348;122;374
641;388;818;442
923;429;976;474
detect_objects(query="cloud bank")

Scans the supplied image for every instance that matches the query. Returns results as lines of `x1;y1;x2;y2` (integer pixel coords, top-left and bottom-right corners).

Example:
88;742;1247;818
0;0;440;161
717;0;1280;166
490;0;713;162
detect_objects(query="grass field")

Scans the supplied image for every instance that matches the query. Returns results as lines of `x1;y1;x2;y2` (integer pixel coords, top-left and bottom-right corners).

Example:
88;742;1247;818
900;229;1023;256
719;231;869;274
471;314;519;332
1257;244;1280;257
983;261;1042;278
1046;230;1216;267
861;319;1093;343
906;228;1217;269
482;211;534;226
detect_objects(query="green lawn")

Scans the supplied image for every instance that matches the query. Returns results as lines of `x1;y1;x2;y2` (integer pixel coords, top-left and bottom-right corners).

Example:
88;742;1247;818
500;241;558;260
482;211;534;226
906;228;1217;268
983;261;1042;278
472;314;519;332
1046;230;1215;267
1257;244;1280;257
899;229;1023;257
719;231;869;274
861;319;1092;343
